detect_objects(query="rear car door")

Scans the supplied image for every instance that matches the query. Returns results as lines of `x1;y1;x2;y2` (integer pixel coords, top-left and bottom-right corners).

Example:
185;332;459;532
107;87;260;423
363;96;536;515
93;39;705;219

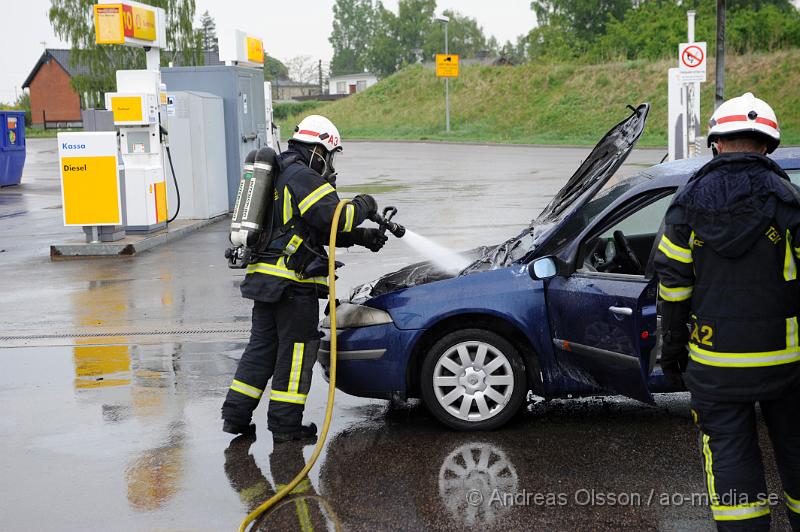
543;190;676;403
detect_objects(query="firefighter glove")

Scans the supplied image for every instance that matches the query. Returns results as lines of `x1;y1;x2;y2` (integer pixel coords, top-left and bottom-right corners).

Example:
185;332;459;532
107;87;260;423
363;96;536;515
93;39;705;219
352;228;388;252
660;336;688;389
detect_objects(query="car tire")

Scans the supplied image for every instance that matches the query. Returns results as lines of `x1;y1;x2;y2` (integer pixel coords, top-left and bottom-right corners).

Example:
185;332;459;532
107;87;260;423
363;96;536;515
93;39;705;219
420;329;527;431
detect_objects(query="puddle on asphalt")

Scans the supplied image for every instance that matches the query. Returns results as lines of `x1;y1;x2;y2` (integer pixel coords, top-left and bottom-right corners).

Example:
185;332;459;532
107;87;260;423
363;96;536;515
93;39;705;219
1;343;790;531
0;341;375;531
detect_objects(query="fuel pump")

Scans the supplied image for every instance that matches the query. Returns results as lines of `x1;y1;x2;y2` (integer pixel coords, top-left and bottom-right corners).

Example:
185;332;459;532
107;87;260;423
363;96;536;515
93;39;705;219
106;71;170;232
94;0;172;233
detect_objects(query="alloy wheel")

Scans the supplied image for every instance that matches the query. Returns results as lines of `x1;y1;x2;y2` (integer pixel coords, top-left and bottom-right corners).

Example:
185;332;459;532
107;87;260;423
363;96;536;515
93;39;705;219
432;341;515;422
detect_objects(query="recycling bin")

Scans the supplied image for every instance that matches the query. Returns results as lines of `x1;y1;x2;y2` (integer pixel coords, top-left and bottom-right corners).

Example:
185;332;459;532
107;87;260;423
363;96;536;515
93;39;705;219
0;111;26;186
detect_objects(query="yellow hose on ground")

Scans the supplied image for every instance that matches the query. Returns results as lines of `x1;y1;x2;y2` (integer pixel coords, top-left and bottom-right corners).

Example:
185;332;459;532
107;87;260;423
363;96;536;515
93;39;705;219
238;200;348;532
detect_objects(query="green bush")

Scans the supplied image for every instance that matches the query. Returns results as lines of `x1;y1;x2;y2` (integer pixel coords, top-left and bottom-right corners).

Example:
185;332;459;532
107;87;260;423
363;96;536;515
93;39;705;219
273;101;323;121
532;1;800;63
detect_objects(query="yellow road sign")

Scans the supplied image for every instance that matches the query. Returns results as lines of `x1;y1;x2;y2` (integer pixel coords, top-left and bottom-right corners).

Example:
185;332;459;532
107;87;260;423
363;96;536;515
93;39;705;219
436;54;459;78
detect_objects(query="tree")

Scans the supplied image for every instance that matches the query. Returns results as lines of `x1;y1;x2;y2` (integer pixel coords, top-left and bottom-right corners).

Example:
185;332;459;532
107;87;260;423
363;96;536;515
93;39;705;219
589;0;800;61
49;0;202;96
286;56;326;85
198;10;218;52
499;37;528;64
394;0;436;65
329;0;376;75
423;9;488;60
263;56;289;82
531;0;632;41
365;2;405;77
727;0;794;9
363;0;437;77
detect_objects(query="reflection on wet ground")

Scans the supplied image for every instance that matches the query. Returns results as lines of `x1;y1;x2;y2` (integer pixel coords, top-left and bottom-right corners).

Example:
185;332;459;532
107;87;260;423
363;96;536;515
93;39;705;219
1;342;791;531
5;140;792;530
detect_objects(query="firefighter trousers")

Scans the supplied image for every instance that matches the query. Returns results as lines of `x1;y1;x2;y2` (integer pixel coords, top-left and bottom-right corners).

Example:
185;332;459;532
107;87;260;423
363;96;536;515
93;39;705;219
691;386;800;531
221;287;320;434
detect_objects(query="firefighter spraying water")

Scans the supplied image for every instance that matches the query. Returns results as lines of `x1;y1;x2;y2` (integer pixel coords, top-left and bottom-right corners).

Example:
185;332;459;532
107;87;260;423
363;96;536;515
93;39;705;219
221;115;403;443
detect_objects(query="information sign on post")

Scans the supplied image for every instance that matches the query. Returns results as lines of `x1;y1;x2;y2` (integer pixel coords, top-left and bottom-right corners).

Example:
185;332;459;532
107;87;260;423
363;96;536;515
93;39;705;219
436;54;459;78
220;30;265;67
58;132;123;226
94;1;166;49
678;42;707;83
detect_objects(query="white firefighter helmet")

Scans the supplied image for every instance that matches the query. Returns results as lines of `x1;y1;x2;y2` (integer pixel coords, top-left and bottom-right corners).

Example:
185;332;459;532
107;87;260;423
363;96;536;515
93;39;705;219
291;115;343;153
708;92;780;153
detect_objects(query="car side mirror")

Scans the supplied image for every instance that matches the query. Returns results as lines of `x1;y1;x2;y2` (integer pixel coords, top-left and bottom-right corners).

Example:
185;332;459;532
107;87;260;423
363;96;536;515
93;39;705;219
528;256;563;280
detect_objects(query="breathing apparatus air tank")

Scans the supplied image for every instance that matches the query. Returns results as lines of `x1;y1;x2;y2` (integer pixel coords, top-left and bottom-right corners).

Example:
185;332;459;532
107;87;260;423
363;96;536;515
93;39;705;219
230;150;257;238
230;147;278;248
226;147;278;268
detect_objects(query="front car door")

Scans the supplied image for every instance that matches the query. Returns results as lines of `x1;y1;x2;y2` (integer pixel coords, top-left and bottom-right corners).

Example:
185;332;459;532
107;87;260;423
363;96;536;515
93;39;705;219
543;189;676;403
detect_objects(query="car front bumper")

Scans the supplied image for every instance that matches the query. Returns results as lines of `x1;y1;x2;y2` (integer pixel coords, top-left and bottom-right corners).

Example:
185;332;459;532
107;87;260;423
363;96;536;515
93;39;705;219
318;322;424;400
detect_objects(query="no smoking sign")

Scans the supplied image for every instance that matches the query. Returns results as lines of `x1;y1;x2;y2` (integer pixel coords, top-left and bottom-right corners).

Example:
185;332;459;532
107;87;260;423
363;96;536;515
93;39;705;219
678;42;707;82
681;45;704;68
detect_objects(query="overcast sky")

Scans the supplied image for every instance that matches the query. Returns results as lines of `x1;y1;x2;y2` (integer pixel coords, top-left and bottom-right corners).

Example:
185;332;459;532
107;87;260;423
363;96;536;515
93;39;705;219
0;0;536;104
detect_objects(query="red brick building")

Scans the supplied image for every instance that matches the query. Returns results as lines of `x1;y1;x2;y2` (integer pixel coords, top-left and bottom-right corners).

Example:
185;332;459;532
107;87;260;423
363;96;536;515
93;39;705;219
22;49;88;128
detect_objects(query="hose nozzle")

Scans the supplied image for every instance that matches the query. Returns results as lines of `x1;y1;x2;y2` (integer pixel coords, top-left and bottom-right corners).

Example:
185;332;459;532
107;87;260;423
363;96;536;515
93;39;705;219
369;206;406;238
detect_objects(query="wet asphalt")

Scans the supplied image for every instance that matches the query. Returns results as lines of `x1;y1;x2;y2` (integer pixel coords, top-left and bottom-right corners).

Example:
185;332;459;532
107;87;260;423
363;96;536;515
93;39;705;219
0;139;792;531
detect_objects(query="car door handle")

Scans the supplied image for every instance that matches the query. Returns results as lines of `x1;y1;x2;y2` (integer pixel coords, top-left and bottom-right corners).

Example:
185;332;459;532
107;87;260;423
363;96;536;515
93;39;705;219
609;306;633;316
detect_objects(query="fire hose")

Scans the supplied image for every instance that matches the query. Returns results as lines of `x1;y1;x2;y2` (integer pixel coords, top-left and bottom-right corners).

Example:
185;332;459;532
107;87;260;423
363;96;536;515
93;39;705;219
237;199;350;532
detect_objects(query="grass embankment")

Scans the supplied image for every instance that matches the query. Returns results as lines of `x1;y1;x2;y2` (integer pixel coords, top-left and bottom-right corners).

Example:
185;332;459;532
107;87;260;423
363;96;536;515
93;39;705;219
278;50;800;147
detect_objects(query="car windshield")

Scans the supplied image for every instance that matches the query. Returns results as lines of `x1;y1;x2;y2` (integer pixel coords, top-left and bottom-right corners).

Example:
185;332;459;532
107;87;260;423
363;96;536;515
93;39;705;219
463;170;654;271
528;170;654;258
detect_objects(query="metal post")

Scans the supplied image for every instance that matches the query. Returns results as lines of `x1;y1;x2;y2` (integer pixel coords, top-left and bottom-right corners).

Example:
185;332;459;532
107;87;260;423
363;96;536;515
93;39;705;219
715;0;726;109
145;47;160;71
444;22;450;133
687;10;699;157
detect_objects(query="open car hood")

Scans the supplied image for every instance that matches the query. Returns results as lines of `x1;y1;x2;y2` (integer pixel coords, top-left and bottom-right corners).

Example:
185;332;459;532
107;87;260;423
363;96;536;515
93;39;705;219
354;104;651;301
535;103;650;225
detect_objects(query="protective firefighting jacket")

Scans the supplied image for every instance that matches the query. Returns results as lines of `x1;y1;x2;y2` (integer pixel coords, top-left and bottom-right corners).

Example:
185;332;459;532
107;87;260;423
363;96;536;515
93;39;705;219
240;144;368;302
655;152;800;401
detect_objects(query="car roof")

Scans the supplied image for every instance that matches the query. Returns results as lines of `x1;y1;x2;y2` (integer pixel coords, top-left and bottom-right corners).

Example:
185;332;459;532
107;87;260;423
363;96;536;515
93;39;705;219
624;147;800;195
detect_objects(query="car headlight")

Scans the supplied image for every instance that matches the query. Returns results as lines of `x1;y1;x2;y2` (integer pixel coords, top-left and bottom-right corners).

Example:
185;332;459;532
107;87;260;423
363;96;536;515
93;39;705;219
320;302;393;329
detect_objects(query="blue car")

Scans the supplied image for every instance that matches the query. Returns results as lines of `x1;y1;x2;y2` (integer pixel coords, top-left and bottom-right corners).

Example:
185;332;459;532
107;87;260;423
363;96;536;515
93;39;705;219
319;104;800;430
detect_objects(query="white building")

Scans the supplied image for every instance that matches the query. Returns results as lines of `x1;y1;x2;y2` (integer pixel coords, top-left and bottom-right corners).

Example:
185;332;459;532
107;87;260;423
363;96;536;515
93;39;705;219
328;73;378;96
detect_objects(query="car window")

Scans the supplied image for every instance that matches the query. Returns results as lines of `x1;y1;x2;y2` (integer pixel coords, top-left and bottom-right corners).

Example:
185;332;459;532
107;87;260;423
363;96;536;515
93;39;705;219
598;193;675;239
578;190;676;276
788;170;800;185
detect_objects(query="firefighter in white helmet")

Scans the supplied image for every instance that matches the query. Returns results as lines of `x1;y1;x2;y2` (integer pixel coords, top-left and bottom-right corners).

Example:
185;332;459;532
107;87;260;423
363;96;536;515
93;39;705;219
222;115;387;443
656;93;800;531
